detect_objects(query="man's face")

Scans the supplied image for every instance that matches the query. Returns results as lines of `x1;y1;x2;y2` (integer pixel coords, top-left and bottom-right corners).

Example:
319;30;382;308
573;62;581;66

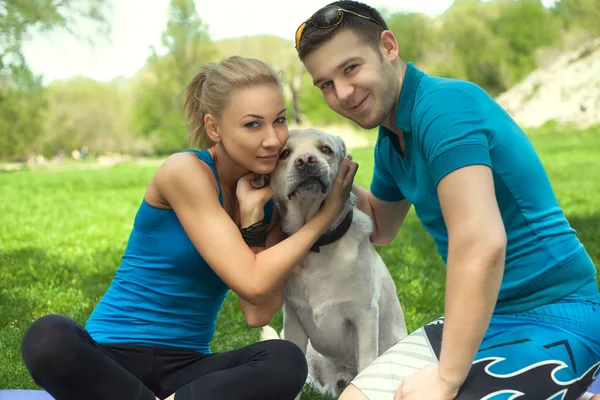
303;29;399;130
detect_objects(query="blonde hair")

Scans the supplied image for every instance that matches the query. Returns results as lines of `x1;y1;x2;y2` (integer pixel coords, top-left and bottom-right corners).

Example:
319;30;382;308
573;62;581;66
184;56;284;149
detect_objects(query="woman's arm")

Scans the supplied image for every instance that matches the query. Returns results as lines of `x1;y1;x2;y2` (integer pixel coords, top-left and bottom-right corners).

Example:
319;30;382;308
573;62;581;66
155;152;357;305
239;209;286;328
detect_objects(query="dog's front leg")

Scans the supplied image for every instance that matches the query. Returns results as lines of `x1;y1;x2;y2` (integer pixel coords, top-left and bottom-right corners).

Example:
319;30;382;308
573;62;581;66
282;301;309;354
351;305;379;373
283;302;309;400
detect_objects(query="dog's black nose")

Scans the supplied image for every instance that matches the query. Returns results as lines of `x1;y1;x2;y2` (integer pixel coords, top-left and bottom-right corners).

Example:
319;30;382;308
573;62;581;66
295;153;317;168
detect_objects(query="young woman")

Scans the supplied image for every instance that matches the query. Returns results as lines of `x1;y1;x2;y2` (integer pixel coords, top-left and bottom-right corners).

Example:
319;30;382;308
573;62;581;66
20;56;358;400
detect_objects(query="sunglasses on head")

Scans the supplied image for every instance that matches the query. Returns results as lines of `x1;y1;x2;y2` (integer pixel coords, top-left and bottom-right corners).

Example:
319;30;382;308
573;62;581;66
295;5;385;51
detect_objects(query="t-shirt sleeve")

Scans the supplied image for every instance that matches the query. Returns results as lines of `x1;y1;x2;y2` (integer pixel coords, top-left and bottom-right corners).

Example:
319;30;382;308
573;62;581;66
369;143;405;202
413;85;492;187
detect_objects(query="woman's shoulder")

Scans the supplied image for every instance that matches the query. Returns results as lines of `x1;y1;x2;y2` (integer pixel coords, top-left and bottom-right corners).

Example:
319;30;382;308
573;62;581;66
153;150;220;201
159;150;215;178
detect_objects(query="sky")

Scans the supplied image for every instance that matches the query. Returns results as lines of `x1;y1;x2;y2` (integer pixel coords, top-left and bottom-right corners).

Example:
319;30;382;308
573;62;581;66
21;0;556;85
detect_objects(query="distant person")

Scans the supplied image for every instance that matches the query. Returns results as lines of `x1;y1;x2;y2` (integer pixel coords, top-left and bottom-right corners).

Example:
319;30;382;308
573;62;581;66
294;1;600;399
19;55;358;400
71;148;80;161
79;145;88;161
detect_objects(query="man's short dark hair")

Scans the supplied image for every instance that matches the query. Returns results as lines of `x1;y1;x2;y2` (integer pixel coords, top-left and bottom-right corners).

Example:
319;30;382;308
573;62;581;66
297;0;388;61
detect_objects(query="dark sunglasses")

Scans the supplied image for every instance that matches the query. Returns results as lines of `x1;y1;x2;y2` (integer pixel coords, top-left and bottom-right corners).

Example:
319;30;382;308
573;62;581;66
295;5;385;51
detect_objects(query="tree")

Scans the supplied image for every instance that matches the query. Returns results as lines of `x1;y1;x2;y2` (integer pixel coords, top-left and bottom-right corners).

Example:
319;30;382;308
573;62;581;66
435;1;513;95
387;12;436;64
215;35;306;124
0;0;111;160
132;0;216;154
488;0;560;84
1;0;110;73
0;67;46;160
39;77;140;157
553;0;600;36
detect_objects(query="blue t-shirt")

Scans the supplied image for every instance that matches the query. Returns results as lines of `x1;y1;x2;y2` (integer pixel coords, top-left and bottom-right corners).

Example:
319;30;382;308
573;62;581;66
86;149;273;353
371;63;598;313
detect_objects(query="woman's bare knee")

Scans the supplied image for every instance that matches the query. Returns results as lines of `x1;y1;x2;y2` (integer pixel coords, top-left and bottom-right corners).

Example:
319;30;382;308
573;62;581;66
338;384;369;400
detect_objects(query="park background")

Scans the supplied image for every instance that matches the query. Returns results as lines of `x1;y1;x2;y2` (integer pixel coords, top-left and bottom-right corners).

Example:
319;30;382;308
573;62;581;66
1;0;599;398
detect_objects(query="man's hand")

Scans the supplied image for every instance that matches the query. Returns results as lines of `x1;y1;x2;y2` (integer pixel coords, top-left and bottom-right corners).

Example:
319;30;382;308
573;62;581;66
394;364;459;400
351;184;411;245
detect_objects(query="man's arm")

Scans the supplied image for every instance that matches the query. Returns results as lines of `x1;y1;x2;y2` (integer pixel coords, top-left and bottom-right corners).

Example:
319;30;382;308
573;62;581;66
352;183;411;245
435;164;506;390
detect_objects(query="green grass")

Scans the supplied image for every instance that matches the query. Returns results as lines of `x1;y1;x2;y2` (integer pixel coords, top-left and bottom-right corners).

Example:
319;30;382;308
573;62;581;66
1;128;599;397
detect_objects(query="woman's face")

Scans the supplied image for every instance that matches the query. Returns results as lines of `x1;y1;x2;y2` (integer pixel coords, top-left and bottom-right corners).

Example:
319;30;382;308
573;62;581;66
217;84;289;175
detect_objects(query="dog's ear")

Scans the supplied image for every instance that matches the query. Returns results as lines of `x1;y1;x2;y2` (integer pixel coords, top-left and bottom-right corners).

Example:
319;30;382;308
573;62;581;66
335;135;352;161
250;174;270;189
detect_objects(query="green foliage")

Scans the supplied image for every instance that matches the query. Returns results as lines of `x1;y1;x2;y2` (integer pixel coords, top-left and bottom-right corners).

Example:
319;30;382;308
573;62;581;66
488;0;560;85
554;0;600;35
1;0;600;160
437;5;513;94
0;67;46;160
131;0;217;155
424;0;562;95
1;128;598;395
40;77;140;157
215;35;307;124
0;0;111;160
387;12;437;64
1;0;110;72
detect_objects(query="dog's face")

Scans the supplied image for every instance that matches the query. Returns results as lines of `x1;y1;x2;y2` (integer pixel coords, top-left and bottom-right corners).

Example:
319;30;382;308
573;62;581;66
270;128;347;203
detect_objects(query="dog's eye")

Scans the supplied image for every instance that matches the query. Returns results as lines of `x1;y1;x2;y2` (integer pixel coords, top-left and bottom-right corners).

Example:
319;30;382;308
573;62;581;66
279;149;291;160
320;146;332;155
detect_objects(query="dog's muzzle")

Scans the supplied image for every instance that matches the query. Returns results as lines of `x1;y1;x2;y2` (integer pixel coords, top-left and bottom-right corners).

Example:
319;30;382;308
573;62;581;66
287;153;329;199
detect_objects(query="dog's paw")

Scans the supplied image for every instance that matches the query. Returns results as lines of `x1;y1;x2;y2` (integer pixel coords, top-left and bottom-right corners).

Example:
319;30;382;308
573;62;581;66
335;376;353;396
259;325;280;341
334;370;355;396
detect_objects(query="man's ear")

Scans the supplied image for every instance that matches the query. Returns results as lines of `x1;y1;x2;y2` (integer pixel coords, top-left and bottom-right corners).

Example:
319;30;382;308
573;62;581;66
380;30;399;62
204;114;220;143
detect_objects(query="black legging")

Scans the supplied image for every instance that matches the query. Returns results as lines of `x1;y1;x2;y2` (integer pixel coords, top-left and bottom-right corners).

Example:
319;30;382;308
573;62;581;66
20;314;307;400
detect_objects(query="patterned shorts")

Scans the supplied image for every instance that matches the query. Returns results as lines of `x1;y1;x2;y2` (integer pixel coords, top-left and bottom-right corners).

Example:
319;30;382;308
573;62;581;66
351;294;600;400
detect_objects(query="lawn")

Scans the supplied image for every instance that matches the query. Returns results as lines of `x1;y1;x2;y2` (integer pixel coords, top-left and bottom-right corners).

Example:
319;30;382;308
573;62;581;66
1;127;599;398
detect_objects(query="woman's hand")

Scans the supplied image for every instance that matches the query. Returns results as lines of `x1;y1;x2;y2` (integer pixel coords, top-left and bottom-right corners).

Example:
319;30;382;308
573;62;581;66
318;157;359;223
236;172;273;227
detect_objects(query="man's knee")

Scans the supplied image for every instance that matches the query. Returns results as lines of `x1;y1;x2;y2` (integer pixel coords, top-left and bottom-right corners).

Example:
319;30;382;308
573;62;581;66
339;384;369;400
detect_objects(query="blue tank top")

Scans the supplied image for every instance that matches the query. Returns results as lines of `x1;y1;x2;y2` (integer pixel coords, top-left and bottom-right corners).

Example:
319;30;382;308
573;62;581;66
85;150;273;353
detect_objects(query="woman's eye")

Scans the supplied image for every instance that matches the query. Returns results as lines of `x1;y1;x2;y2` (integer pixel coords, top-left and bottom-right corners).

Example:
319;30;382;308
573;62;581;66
245;121;259;128
279;149;291;160
321;81;332;90
320;146;332;155
275;117;287;124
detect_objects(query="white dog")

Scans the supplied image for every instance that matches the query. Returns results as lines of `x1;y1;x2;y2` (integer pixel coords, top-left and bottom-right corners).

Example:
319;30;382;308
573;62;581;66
261;128;408;398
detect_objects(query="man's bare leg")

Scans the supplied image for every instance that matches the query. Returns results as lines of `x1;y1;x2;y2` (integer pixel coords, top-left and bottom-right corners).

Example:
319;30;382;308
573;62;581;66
338;384;369;400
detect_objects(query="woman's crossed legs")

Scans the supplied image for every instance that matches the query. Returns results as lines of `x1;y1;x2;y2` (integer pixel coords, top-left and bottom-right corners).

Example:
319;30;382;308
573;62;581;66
20;314;307;400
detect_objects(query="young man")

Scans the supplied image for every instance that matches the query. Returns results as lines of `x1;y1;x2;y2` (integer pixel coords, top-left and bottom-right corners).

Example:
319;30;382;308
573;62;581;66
294;1;600;399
